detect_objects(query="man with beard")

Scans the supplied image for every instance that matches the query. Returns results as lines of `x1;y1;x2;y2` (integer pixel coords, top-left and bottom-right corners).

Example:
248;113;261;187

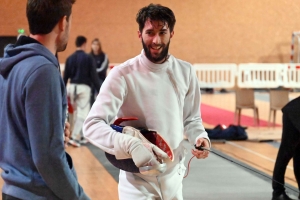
0;0;89;199
83;4;210;200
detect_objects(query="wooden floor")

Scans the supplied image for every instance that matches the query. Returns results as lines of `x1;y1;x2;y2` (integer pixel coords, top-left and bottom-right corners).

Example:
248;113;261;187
0;90;299;198
66;146;118;199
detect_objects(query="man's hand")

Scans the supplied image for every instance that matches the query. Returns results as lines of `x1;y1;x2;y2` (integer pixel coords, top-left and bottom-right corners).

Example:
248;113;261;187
192;138;210;159
64;122;71;149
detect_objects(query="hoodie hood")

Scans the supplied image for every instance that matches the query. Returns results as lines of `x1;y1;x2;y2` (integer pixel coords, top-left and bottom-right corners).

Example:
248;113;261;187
0;36;59;77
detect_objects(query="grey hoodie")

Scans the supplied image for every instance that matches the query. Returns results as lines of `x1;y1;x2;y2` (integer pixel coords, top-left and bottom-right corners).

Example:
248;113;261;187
0;36;90;200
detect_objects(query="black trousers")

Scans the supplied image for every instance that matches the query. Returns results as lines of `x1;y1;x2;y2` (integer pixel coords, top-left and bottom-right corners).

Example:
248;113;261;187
2;193;22;200
272;112;300;195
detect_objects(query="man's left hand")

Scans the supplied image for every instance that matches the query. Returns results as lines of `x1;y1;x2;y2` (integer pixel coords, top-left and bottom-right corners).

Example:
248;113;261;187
192;138;210;159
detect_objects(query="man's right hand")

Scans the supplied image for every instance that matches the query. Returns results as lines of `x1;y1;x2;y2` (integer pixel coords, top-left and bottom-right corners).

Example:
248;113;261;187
114;133;168;167
64;122;71;149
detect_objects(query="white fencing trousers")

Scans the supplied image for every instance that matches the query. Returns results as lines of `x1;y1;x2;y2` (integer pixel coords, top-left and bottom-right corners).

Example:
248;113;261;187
67;84;91;139
118;159;186;200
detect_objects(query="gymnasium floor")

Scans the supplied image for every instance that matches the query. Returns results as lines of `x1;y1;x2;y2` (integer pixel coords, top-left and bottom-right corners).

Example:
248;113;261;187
1;90;299;199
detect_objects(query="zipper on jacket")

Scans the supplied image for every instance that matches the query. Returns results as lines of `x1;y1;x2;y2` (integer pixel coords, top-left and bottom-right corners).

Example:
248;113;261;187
167;69;182;108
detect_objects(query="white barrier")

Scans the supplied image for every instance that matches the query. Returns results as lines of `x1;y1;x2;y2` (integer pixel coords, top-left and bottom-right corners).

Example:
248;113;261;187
193;63;237;88
237;63;285;88
282;63;300;88
237;63;300;88
60;62;300;89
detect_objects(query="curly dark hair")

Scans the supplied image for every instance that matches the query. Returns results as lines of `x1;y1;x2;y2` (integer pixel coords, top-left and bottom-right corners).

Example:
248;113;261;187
27;0;76;34
136;4;176;32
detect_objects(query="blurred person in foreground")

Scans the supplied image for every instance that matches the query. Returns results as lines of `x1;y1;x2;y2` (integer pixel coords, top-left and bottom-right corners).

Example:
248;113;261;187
83;4;210;200
0;0;90;199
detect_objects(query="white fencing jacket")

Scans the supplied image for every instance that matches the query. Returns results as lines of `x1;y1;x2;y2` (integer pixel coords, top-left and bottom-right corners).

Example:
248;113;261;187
83;50;210;199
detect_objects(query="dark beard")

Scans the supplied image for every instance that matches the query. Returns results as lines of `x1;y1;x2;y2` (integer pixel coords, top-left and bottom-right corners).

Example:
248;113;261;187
57;43;68;52
142;39;170;63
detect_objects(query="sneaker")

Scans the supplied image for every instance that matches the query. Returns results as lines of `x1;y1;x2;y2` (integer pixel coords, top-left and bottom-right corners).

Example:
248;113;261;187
79;137;88;144
68;139;81;147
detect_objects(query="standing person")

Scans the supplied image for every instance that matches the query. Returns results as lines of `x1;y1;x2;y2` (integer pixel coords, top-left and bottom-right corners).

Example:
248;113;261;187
63;36;101;147
272;96;300;200
89;38;109;106
0;0;90;199
83;4;210;200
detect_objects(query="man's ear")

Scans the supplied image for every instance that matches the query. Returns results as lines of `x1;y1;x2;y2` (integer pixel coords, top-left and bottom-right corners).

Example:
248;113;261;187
138;30;142;41
58;16;68;32
170;30;174;38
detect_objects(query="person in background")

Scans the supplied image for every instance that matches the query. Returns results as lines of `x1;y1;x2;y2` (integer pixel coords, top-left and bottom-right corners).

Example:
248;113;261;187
63;35;101;147
272;96;300;200
0;0;90;199
83;4;210;200
89;38;109;106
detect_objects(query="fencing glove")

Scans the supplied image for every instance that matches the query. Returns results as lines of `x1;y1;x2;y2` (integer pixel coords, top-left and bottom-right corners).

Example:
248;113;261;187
114;133;168;168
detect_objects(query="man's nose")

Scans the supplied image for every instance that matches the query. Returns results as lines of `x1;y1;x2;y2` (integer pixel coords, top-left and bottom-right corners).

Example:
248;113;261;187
153;34;161;44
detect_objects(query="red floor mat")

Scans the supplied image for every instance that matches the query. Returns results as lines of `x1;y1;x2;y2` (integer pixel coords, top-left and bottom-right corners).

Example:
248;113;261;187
201;103;281;127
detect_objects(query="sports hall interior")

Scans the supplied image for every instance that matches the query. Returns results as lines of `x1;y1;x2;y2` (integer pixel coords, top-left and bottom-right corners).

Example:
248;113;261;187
1;0;300;199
